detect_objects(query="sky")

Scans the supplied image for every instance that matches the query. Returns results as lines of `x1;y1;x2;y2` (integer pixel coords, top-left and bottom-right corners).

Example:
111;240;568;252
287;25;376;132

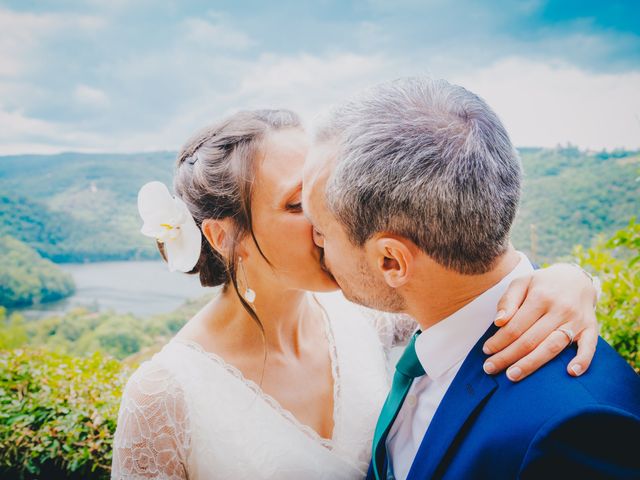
0;0;639;154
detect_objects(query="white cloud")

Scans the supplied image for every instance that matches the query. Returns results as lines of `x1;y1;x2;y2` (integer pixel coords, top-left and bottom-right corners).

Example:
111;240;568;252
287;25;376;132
0;9;52;76
0;104;109;154
234;53;397;116
157;52;640;152
74;84;110;109
0;7;106;77
181;16;254;50
452;57;640;150
1;2;638;155
123;52;406;151
93;51;401;153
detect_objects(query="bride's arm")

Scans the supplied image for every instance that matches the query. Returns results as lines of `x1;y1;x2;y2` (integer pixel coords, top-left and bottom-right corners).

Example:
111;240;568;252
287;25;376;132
374;263;600;380
112;362;190;479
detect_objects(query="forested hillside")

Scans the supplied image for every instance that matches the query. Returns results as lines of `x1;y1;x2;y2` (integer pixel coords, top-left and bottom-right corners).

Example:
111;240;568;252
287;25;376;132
0;236;75;308
513;147;639;262
0;152;175;262
1;147;637;265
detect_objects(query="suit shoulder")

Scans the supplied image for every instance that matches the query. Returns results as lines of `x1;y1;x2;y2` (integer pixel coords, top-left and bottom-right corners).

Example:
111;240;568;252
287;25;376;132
519;404;640;478
494;337;640;417
569;337;640;414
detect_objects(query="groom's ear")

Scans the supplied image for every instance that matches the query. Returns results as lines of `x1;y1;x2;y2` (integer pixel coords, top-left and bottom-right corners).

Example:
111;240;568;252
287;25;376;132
371;235;415;288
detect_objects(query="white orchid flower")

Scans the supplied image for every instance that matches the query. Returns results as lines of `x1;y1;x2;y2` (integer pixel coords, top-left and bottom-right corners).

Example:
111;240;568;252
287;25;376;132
137;181;202;273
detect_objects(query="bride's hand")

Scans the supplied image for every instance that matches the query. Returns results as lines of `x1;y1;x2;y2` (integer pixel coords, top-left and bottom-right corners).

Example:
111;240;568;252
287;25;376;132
482;263;599;382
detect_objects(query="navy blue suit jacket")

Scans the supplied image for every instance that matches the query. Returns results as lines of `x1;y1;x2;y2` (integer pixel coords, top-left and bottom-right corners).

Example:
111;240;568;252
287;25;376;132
368;325;640;479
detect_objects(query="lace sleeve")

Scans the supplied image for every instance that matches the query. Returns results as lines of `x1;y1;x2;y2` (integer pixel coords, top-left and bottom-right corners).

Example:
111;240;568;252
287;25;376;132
362;309;418;350
111;361;190;479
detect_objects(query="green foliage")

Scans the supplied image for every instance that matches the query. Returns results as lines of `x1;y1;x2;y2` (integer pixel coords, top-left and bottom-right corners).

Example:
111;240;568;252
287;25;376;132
9;295;210;360
25;309;147;360
0;348;130;479
0;296;207;478
574;218;640;372
0;307;28;350
512;147;639;263
0;235;76;308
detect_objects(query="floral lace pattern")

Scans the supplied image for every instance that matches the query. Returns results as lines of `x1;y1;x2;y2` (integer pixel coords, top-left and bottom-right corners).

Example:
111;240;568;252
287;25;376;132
111;292;405;479
112;362;190;479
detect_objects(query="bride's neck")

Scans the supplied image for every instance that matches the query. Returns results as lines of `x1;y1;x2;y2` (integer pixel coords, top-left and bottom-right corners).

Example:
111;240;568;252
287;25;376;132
211;287;318;357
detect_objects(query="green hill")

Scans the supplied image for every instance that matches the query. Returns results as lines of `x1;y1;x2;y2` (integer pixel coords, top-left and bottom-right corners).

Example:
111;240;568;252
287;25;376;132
513;147;639;262
0;152;175;262
0;235;76;307
0;147;637;264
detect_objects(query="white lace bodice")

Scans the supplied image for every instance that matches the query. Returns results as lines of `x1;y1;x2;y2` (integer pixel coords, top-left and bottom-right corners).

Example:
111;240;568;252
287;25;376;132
111;292;417;479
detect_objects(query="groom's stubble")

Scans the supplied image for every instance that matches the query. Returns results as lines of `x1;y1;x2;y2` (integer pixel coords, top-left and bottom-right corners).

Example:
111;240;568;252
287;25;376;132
327;245;407;313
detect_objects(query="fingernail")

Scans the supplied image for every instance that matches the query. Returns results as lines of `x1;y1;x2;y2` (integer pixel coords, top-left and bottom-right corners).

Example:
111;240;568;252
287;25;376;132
507;366;522;381
483;362;496;374
482;344;492;355
495;309;506;322
570;364;583;376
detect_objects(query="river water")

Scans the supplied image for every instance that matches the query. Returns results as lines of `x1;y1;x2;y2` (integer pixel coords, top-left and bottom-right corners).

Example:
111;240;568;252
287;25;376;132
11;260;216;320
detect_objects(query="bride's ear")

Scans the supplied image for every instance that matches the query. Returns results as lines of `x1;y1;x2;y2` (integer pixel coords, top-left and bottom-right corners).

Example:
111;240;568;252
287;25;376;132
370;236;415;288
201;218;236;260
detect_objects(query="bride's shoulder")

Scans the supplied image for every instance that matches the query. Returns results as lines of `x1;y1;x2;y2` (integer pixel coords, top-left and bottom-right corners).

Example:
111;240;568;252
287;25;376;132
122;337;198;398
122;353;183;403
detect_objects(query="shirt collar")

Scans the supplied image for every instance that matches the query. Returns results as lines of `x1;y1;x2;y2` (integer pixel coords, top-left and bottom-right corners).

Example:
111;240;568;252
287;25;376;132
414;251;534;379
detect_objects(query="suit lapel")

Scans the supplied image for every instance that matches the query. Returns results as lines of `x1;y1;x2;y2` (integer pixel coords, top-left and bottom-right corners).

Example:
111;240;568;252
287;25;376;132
406;324;499;480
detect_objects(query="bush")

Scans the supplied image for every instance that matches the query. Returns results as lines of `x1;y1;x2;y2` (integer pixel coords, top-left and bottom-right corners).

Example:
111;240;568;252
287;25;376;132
0;348;130;479
573;218;640;372
0;307;28;350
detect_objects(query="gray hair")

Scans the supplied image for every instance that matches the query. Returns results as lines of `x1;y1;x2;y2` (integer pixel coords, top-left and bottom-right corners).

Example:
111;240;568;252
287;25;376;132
318;77;522;274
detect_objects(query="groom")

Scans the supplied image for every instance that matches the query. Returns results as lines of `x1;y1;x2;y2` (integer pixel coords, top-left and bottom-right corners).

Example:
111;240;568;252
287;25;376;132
302;78;640;479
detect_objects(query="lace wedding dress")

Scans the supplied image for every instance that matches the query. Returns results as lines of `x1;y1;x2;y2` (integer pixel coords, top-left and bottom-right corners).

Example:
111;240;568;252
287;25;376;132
111;292;417;479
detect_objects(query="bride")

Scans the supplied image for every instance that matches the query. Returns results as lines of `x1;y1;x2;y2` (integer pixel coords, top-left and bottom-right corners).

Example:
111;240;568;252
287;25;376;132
112;109;599;479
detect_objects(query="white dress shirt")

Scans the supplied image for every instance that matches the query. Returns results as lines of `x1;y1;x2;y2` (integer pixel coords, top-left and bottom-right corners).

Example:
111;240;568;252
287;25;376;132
386;251;534;480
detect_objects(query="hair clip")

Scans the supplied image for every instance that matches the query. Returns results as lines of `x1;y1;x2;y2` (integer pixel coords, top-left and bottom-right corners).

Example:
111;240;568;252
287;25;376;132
187;151;200;166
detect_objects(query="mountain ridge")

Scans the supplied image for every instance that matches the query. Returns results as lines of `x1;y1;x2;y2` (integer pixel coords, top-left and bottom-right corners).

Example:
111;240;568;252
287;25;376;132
1;147;637;264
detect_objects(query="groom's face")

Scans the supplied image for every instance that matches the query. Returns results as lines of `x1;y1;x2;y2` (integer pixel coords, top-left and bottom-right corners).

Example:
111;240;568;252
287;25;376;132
302;141;405;311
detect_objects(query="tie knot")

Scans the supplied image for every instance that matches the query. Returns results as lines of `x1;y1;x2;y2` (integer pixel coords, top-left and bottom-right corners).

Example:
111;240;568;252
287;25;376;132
395;331;426;378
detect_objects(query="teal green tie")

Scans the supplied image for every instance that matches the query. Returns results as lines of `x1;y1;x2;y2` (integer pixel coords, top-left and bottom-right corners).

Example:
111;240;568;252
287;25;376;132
372;331;425;480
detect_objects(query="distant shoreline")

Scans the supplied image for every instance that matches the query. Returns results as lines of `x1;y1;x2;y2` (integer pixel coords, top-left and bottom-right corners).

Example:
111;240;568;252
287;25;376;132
7;260;214;320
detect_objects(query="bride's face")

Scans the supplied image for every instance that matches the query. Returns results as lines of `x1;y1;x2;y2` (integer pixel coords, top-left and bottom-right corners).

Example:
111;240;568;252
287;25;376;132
244;128;339;293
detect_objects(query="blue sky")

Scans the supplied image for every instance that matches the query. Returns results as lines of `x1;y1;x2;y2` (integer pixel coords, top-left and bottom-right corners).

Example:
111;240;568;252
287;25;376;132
1;0;638;153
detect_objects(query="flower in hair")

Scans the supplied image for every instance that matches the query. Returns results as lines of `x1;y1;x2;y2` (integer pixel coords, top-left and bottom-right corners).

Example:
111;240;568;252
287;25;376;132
137;181;202;272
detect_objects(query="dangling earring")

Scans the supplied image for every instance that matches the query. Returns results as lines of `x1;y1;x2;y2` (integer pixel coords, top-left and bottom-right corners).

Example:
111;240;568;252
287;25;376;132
238;257;256;303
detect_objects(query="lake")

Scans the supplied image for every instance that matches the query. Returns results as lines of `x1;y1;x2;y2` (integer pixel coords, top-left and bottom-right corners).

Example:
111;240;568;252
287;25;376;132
12;260;217;320
10;259;405;362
